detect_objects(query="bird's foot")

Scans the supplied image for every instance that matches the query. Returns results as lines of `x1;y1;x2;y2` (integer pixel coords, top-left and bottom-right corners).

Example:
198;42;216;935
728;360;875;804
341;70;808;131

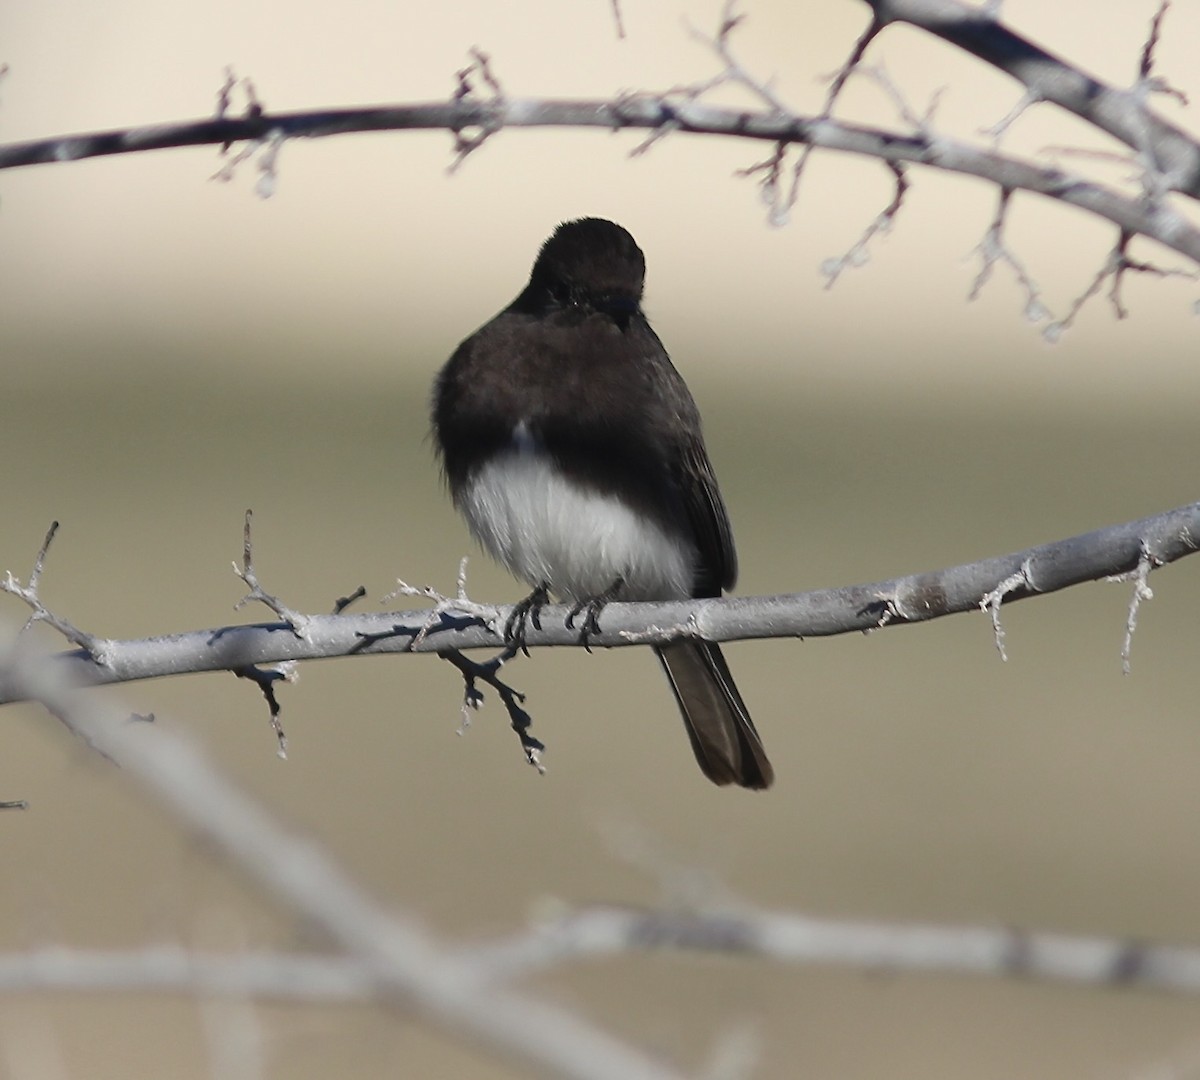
504;583;550;657
566;577;624;652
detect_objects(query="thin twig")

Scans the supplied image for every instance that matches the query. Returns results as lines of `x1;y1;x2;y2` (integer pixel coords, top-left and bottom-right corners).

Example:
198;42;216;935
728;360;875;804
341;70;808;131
332;585;367;615
231;510;310;640
233;663;295;757
383;558;504;649
1108;539;1160;676
820;161;908;286
1045;230;1199;339
610;0;625;40
978;561;1035;662
437;645;544;772
1137;0;1187;107
967;188;1051;324
781;15;884;216
449;47;506;171
0;522;107;660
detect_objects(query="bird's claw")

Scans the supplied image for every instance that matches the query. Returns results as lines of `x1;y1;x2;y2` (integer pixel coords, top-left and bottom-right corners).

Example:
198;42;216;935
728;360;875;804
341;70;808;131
504;584;549;656
565;577;624;653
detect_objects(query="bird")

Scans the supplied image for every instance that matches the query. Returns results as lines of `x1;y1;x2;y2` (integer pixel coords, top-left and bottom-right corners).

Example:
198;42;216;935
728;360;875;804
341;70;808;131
431;217;773;789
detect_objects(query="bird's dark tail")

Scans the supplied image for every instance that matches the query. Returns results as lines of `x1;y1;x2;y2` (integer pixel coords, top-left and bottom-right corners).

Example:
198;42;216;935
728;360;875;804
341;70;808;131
654;641;774;789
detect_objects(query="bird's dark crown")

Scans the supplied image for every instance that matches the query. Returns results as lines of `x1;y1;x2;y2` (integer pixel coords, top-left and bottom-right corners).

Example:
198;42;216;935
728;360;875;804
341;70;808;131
527;218;646;309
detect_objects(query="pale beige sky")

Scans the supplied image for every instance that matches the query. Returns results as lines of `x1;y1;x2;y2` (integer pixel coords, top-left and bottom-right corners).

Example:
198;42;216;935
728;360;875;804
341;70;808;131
1;0;1198;405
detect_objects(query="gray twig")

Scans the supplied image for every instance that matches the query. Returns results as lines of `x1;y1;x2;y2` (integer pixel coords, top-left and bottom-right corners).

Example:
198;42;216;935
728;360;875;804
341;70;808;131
0;522;107;661
234;662;295;757
449;47;506;171
437;645;544;773
967;187;1051;326
1108;539;1160;676
231;509;310;640
820;161;908;287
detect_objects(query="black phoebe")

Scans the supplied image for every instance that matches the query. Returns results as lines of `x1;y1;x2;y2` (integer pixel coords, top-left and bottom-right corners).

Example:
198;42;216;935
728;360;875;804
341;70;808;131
431;218;773;789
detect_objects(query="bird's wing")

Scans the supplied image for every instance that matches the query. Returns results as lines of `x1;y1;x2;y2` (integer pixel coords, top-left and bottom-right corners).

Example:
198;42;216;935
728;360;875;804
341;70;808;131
679;436;737;596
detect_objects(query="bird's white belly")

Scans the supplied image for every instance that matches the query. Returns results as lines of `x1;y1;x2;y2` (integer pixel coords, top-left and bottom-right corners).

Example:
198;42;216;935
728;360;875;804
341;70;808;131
459;450;695;602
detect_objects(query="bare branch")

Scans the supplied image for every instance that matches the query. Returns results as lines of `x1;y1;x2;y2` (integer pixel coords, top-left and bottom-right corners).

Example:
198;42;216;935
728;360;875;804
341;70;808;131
967;188;1051;324
610;0;626;40
14;892;1200;1001
437;645;545;773
214;67;237;120
382;558;503;648
369;564;541;758
4;96;1200;269
861;61;945;135
819;161;907;287
331;585;366;615
0;948;372;1002
12;892;1200;1007
1045;229;1200;339
26;521;56;595
980;88;1039;144
0;522;108;661
252;128;284;198
2;0;1200;320
209;135;265;184
448;47;506;172
978;559;1033;662
466;905;1200;996
779;14;884;218
860;0;1200;198
1106;234;1200;316
0;645;689;1080
233;663;295;757
1137;0;1187;108
821;16;885;112
1140;1;1168;83
1109;540;1160;676
684;0;790;116
690;4;884;228
1046;245;1124;341
2;501;1197;705
231;509;309;639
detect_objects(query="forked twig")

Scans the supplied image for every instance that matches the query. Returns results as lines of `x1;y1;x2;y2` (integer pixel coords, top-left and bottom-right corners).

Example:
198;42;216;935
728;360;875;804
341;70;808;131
232;510;310;640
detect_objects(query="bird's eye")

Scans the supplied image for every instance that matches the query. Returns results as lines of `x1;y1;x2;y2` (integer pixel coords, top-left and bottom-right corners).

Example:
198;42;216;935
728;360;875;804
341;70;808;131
550;280;576;308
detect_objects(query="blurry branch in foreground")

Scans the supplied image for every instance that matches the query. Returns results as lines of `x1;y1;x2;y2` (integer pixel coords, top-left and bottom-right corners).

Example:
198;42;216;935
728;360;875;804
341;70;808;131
7;643;1200;1080
1;1;1198;333
0;639;691;1080
8;903;1200;1000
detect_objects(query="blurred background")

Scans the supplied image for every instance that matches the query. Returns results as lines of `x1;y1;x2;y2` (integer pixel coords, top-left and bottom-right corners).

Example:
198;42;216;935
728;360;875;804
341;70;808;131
2;1;1200;1077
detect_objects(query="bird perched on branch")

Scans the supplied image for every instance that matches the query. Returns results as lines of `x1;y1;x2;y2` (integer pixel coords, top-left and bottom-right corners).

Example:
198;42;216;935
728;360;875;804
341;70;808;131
433;217;772;789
